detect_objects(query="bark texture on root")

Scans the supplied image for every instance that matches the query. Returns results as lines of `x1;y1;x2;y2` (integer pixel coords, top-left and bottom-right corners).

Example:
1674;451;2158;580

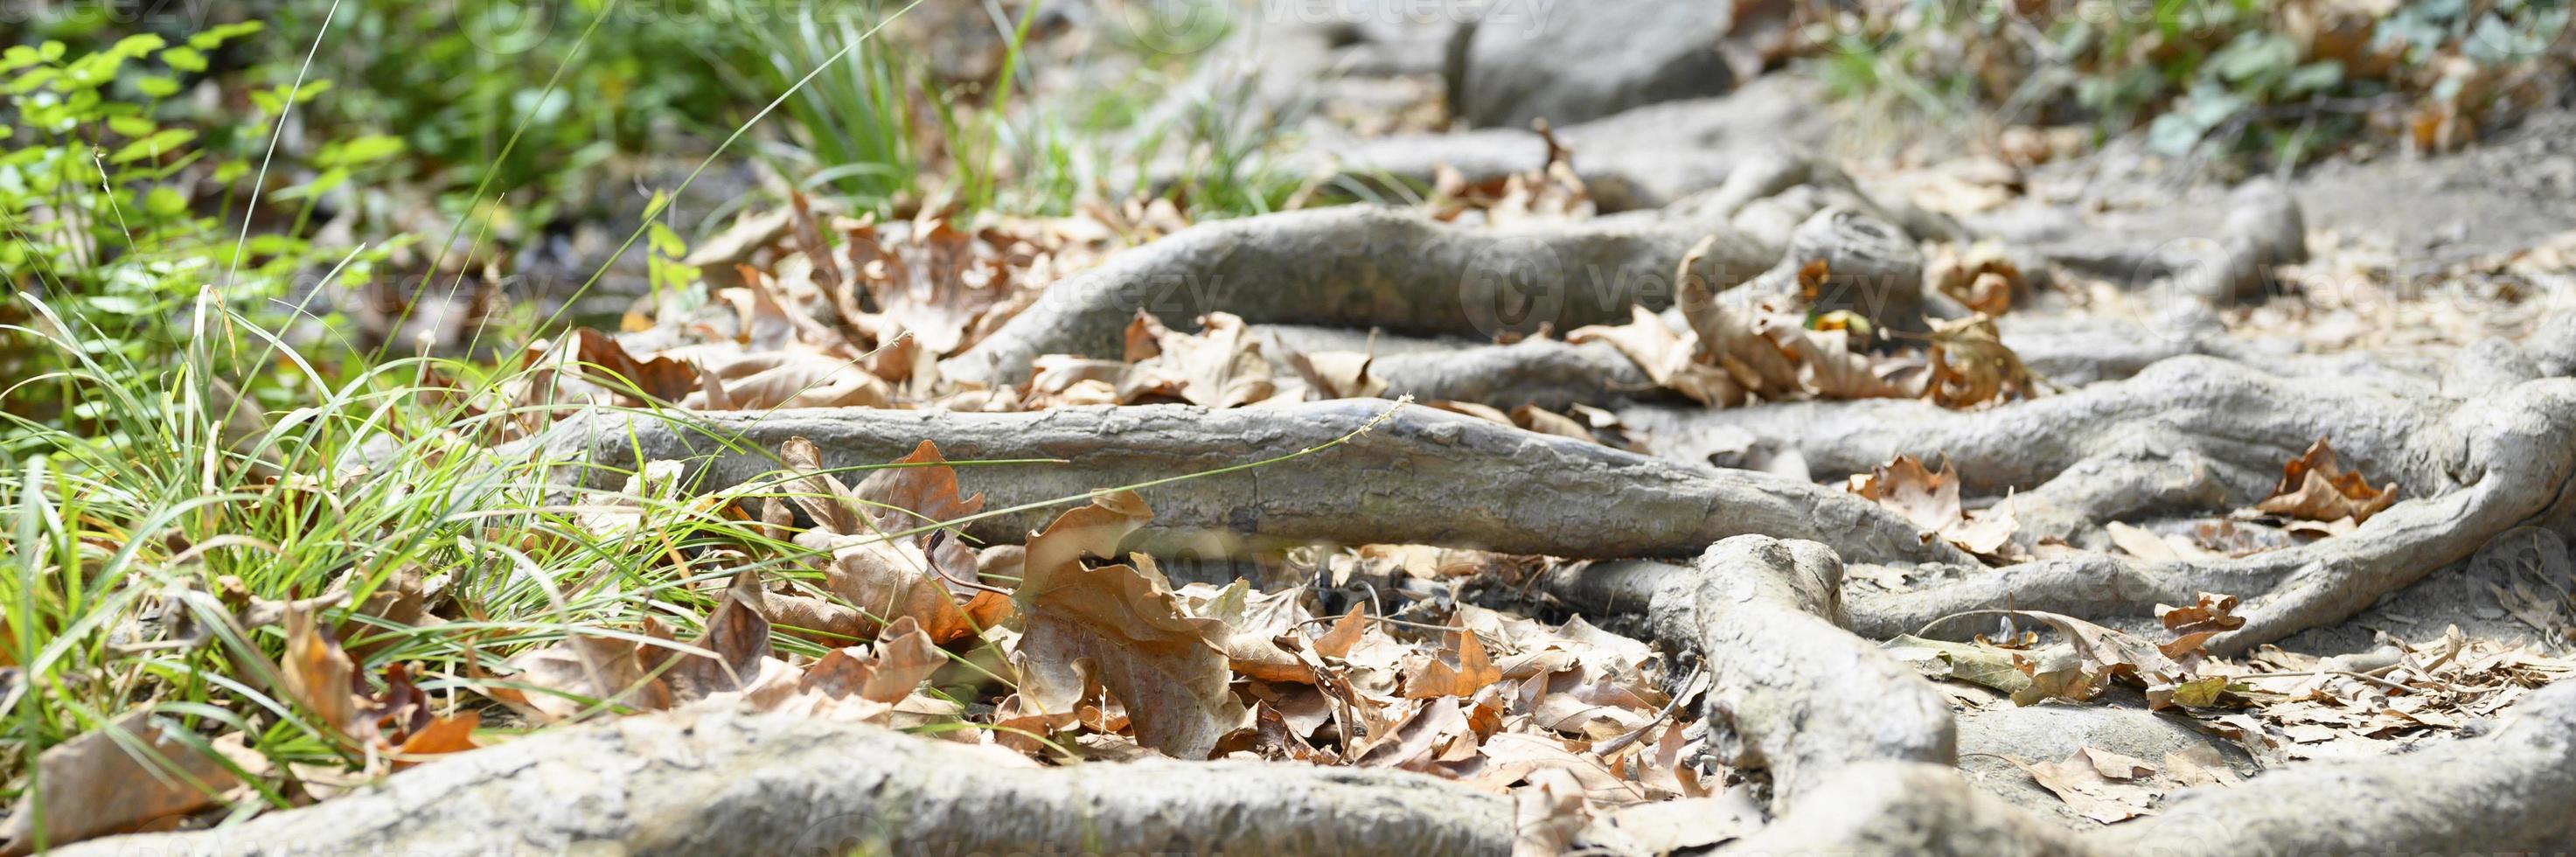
1621;355;2452;498
1540;537;1958;809
61;707;1508;857
1722;679;2576;855
942;206;1779;384
2093;678;2576;854
1843;377;2576;655
1264;324;1665;410
1721;763;2084;857
544;400;1970;566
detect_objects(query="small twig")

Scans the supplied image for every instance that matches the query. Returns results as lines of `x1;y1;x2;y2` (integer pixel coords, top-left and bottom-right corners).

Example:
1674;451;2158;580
1592;663;1705;758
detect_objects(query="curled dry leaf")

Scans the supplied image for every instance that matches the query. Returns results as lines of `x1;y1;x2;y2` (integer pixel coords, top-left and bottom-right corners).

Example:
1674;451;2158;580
2013;748;2161;824
799;616;948;705
1925;314;2043;408
1565;306;1745;407
1012;491;1250;759
777;437;1009;644
2256;437;2398;526
1926;240;2023;316
1118;310;1281;408
1405;626;1504;699
1845;454;1963;534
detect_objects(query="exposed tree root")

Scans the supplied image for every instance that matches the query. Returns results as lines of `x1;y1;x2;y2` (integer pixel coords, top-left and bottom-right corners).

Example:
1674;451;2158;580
59;707;1511;857
1723;762;2086;857
1619;355;2456;498
1729;679;2576;855
547;400;1971;567
77;624;2573;857
1627;359;2576;655
1540;537;1957;809
942;206;1780;385
2092;677;2576;854
1989;179;2308;308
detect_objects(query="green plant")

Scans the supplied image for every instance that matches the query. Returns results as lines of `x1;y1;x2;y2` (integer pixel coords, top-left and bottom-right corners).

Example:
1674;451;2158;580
1;26;406;435
1808;0;2575;166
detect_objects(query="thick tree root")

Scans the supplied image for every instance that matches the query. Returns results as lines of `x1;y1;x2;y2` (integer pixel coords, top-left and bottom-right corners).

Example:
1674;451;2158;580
59;707;1510;857
1259;312;2245;412
2092;677;2576;854
1538;347;2576;656
546;400;1970;566
79;625;2573;857
1541;537;1956;809
1619;355;2455;498
1728;679;2576;855
942;206;1780;385
1723;762;2086;857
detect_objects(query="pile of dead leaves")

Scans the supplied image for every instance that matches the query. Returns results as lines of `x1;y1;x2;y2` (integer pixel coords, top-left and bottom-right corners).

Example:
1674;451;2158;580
1890;597;2572;824
1844;454;2020;560
468;439;1711;826
1571;238;2043;411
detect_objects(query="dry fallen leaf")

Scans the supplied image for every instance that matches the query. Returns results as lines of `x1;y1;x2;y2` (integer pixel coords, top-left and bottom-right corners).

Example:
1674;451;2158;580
1405;626;1504;699
1512;766;1591;857
278;601;372;746
1924;314;2042;408
1846;454;1963;534
2014;748;2160;824
2256;437;2397;526
1013;492;1250;759
1119;311;1281;408
0;713;249;854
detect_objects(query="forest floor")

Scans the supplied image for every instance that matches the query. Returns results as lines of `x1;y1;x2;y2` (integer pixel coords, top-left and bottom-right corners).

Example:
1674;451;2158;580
15;4;2576;856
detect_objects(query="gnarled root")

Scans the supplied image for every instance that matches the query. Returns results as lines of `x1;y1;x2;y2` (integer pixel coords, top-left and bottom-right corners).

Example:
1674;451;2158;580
942;206;1779;385
1846;377;2576;655
1542;537;1957;810
543;399;1970;567
1619;355;2453;498
1724;679;2576;855
59;707;1510;857
2093;677;2576;854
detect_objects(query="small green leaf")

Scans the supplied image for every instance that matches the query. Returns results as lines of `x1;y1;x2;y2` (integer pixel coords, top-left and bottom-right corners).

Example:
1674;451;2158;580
275;167;349;200
159;45;208;73
135;74;180;98
111;34;168;59
143;186;187;218
189;21;267;50
109;129;194;164
317;134;404;169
